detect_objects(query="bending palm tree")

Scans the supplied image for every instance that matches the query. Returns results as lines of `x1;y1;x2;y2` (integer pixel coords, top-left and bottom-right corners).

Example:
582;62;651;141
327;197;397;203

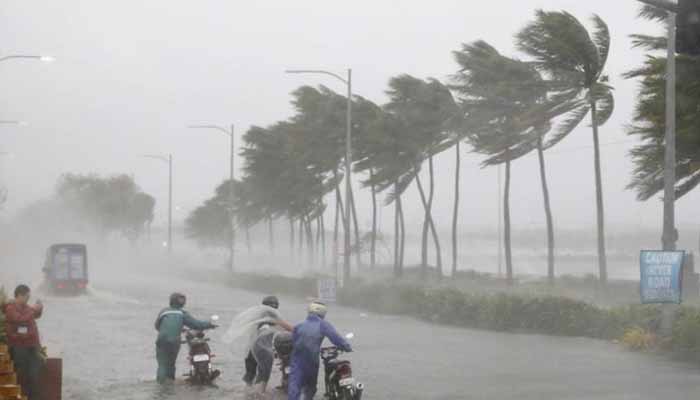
517;11;615;284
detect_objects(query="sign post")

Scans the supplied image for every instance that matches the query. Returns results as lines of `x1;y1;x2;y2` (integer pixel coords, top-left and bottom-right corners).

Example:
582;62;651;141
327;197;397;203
640;250;685;304
317;277;337;304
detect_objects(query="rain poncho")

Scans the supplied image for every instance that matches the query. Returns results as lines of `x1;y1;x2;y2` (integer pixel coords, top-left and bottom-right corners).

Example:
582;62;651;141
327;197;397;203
222;305;282;384
222;305;281;349
288;314;351;400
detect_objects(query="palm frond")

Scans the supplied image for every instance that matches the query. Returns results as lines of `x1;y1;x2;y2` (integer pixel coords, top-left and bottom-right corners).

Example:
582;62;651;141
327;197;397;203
630;34;667;51
638;3;671;21
591;14;611;73
591;83;615;126
543;103;590;148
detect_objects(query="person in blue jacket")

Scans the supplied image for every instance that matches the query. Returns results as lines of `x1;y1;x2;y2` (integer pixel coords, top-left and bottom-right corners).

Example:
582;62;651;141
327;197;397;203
288;300;352;400
154;292;217;383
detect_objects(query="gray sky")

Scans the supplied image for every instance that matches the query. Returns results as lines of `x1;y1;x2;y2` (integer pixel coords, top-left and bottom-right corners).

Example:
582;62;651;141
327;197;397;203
0;0;696;237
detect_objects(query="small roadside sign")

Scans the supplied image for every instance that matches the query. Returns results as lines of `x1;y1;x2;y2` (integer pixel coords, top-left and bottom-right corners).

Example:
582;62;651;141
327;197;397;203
317;278;337;303
640;250;685;304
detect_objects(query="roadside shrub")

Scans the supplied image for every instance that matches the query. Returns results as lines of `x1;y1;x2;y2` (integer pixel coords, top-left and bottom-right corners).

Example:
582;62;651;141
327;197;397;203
671;307;700;362
230;272;700;357
622;327;657;350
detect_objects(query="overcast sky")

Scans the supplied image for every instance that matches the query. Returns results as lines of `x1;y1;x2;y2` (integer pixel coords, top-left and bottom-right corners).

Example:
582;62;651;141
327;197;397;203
0;0;696;238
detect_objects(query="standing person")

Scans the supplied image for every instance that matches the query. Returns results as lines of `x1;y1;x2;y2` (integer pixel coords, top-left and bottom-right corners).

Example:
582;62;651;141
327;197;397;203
3;284;43;400
154;292;217;384
242;295;293;390
287;301;352;400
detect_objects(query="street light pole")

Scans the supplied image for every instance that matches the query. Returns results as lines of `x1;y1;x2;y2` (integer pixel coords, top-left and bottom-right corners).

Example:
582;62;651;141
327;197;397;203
285;68;353;285
639;0;679;253
663;12;678;251
142;154;173;254
188;124;235;272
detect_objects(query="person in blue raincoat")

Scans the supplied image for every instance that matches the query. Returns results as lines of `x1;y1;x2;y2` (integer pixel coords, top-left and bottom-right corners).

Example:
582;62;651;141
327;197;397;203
154;292;217;383
288;300;352;400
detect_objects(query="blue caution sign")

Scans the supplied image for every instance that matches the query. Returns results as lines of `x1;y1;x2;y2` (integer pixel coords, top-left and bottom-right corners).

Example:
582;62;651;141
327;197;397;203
640;250;685;304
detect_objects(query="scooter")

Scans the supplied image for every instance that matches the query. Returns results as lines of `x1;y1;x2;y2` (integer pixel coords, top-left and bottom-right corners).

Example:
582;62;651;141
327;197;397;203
321;333;364;400
182;315;221;385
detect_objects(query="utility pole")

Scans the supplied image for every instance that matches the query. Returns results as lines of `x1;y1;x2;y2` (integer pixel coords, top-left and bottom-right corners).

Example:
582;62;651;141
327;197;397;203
637;0;679;251
188;124;236;272
663;12;678;251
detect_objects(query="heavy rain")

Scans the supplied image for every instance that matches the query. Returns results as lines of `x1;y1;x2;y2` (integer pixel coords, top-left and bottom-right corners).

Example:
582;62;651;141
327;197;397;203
1;1;700;399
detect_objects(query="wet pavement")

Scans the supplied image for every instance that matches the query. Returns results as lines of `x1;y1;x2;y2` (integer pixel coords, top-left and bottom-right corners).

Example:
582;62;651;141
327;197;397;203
27;261;700;400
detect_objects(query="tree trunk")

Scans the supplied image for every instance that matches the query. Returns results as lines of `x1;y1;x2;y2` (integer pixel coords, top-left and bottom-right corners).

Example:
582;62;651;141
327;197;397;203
415;172;443;279
394;181;401;278
370;168;378;269
306;217;314;268
245;225;251;254
268;217;275;255
420;166;431;277
536;136;556;285
398;192;406;276
289;217;295;265
334;189;341;276
428;156;442;277
590;101;608;284
504;158;513;285
348;186;363;268
452;141;461;278
298;216;304;264
316;216;322;253
320;214;327;269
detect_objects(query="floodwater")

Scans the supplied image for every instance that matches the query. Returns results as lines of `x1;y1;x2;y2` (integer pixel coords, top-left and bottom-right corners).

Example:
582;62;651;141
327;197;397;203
28;261;700;400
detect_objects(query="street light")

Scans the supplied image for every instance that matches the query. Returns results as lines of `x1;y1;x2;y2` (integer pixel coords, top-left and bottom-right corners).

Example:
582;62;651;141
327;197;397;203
188;124;236;272
0;55;54;63
142;154;173;255
285;68;353;284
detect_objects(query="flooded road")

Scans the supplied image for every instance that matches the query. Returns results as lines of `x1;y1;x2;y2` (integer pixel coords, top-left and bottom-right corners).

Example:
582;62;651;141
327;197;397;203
31;262;700;400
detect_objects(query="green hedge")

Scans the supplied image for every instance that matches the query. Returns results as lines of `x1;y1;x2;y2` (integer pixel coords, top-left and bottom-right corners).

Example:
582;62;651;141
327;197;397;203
229;272;700;361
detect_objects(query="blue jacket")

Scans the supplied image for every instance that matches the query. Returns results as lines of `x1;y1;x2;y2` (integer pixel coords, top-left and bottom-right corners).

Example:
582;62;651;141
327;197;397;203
291;314;352;369
155;307;214;344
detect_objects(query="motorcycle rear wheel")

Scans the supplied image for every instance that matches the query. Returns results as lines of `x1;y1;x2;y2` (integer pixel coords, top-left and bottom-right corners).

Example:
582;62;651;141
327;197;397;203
338;386;356;400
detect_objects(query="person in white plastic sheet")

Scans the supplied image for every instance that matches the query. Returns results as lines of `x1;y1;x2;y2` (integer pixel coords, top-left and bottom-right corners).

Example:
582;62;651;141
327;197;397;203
223;295;292;394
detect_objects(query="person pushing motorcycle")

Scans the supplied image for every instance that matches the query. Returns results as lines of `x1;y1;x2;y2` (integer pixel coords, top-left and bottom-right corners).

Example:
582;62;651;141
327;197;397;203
154;292;217;383
243;295;293;393
288;300;352;400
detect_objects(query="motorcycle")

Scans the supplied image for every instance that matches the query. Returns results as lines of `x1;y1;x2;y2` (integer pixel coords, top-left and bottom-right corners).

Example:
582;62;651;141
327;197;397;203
182;315;221;385
272;331;294;391
321;333;364;400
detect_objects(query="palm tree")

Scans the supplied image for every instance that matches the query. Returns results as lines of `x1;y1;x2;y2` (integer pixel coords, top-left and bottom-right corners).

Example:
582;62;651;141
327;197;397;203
382;75;458;279
452;40;574;284
357;109;416;278
352;95;385;270
517;10;615;284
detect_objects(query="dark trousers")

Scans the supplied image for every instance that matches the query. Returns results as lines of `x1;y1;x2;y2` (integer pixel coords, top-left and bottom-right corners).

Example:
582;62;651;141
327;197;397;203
156;340;180;384
243;350;257;385
10;346;42;400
